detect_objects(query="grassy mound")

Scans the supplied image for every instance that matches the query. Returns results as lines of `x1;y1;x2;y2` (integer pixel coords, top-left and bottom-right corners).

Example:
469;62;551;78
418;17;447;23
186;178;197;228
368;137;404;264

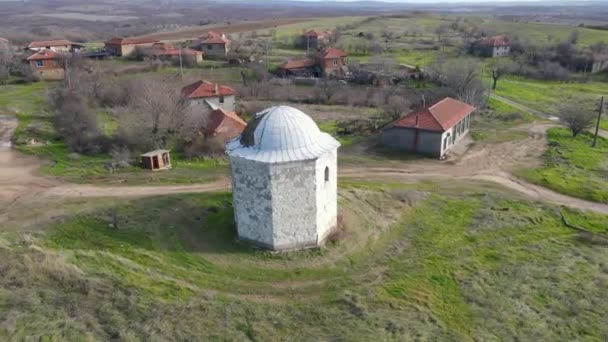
1;182;608;340
519;127;608;203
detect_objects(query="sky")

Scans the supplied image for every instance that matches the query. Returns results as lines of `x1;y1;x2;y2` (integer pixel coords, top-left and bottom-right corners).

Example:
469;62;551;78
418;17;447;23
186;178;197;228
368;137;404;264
266;0;590;3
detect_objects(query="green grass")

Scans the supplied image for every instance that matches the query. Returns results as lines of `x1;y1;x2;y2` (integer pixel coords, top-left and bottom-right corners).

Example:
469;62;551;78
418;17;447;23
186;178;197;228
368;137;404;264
3;181;608;340
519;127;608;203
471;97;536;143
491;76;607;115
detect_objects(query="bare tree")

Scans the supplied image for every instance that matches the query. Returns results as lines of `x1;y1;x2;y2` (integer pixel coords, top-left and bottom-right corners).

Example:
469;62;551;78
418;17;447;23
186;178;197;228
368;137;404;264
383;95;410;120
559;99;596;137
313;79;341;104
434;24;450;42
0;42;11;83
428;58;487;106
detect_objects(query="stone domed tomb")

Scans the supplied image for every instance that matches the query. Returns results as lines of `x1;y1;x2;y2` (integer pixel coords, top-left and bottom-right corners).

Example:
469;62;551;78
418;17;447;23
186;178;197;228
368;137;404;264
226;106;341;251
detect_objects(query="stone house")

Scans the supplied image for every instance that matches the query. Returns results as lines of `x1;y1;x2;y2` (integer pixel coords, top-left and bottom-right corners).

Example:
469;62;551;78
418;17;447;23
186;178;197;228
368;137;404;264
277;58;318;77
381;97;476;158
26;40;84;53
26;49;65;80
226;106;340;251
472;35;510;58
302;30;331;50
277;47;348;78
104;37;159;57
591;53;608;74
197;31;231;58
181;80;237;112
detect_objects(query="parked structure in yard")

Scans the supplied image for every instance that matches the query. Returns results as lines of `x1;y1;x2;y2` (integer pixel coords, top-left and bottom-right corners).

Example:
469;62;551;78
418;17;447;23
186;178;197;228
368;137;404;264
181;80;237;112
381;97;475;158
141;150;171;171
147;42;203;64
104;37;159;57
26;49;65;80
302;30;331;50
26;40;84;52
277;47;348;78
227;106;340;251
472;35;510;58
197;31;231;57
206;108;247;142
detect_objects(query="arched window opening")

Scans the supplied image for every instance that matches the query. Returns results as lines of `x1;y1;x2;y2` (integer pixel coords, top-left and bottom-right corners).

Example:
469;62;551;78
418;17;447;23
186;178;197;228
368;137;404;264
324;166;330;182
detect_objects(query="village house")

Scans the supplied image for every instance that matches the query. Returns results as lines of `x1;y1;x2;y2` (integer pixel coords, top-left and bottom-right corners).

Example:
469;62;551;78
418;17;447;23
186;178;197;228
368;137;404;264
205;108;247;142
197;31;231;58
26;40;84;53
302;30;331;50
104;37;159;57
472;35;510;58
381;97;475;158
181;80;237;112
591;53;608;74
26;49;65;80
147;42;203;65
277;47;348;78
226;106;340;251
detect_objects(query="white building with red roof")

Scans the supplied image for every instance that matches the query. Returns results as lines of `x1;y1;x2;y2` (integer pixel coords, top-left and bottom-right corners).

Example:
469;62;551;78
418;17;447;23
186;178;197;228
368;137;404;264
473;34;510;58
381;97;476;158
197;31;231;57
181;80;237;112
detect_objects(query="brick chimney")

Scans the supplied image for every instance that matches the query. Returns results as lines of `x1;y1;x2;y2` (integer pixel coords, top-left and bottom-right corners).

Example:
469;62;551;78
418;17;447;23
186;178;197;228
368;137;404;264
214;83;219;95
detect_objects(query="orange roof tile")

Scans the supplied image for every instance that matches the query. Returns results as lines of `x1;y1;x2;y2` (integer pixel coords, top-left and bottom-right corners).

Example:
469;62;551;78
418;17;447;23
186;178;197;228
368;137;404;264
182;80;236;99
391;97;476;132
26;49;63;61
478;35;509;47
206;108;246;140
318;47;347;59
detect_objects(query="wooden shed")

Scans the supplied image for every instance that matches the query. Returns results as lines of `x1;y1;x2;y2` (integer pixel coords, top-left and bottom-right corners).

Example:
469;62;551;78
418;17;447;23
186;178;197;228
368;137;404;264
141;149;172;171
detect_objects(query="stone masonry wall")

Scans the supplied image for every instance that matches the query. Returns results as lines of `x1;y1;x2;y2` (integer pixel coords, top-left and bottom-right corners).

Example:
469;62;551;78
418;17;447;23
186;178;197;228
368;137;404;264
315;149;338;243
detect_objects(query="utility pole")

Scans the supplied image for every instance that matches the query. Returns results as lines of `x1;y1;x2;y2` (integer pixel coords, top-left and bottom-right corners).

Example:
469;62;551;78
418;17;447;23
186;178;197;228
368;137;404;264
593;96;604;148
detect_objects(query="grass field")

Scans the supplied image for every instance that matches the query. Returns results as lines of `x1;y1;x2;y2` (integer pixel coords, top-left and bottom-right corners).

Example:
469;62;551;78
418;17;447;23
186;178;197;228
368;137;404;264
471;97;536;143
2;181;608;340
519;127;608;203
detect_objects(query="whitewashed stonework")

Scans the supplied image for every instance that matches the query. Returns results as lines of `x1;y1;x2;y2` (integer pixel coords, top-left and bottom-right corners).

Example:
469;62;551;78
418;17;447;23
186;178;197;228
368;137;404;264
226;106;340;251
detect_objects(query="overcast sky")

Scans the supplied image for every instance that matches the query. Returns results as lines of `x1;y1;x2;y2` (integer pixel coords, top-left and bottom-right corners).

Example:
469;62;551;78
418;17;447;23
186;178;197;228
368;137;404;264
265;0;589;2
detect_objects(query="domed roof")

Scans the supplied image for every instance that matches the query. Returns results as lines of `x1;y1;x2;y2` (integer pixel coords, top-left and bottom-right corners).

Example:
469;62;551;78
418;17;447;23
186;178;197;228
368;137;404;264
226;106;340;163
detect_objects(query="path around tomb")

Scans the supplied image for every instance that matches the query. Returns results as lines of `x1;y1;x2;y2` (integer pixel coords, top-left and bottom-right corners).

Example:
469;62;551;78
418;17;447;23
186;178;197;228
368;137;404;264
1;117;608;224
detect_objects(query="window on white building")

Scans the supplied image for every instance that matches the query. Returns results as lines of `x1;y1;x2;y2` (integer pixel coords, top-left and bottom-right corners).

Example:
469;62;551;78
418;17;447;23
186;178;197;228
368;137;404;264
324;166;330;182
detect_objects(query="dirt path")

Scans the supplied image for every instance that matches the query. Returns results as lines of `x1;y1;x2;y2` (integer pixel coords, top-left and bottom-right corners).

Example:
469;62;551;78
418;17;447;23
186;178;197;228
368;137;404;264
1;117;607;218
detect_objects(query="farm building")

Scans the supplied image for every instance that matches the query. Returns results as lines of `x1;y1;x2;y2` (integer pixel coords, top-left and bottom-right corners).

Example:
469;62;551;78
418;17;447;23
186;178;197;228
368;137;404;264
181;80;237;112
227;106;340;251
277;58;318;77
26;40;84;52
147;42;203;64
302;30;332;50
197;31;231;57
26;49;65;80
104;37;159;57
381;97;475;158
591;53;608;74
471;35;510;58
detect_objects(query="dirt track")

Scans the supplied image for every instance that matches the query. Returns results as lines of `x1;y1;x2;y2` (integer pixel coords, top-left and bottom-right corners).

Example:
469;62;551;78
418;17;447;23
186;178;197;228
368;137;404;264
1;118;607;221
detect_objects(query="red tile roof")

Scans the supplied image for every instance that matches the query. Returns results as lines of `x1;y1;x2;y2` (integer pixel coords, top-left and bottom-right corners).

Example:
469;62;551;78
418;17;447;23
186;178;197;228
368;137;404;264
390;97;476;132
150;43;202;57
318;47;347;59
478;35;509;47
201;36;230;45
26;49;63;61
104;37;159;45
27;40;78;49
199;31;225;39
182;80;236;99
206;108;246;140
279;58;315;70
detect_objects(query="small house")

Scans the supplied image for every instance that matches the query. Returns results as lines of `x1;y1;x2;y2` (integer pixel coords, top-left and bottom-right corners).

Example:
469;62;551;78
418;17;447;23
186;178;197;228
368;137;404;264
26;49;65;80
26;40;84;53
472;35;510;58
591;53;608;74
315;47;348;77
302;30;331;50
141;150;171;171
181;80;237;112
206;108;247;142
104;37;159;57
197;31;231;58
381;97;475;158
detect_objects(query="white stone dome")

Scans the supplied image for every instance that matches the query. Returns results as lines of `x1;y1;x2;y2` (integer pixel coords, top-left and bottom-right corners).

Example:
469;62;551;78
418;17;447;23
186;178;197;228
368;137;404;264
226;106;340;163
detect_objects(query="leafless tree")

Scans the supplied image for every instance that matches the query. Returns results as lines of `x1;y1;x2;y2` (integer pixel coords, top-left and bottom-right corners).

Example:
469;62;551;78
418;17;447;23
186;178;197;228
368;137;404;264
383;95;410;120
434;24;450;42
559;99;596;137
428;58;487;106
0;42;11;83
313;79;341;104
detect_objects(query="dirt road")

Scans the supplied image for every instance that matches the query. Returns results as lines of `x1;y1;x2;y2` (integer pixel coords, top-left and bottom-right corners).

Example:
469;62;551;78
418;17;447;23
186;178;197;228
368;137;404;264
1;117;607;219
